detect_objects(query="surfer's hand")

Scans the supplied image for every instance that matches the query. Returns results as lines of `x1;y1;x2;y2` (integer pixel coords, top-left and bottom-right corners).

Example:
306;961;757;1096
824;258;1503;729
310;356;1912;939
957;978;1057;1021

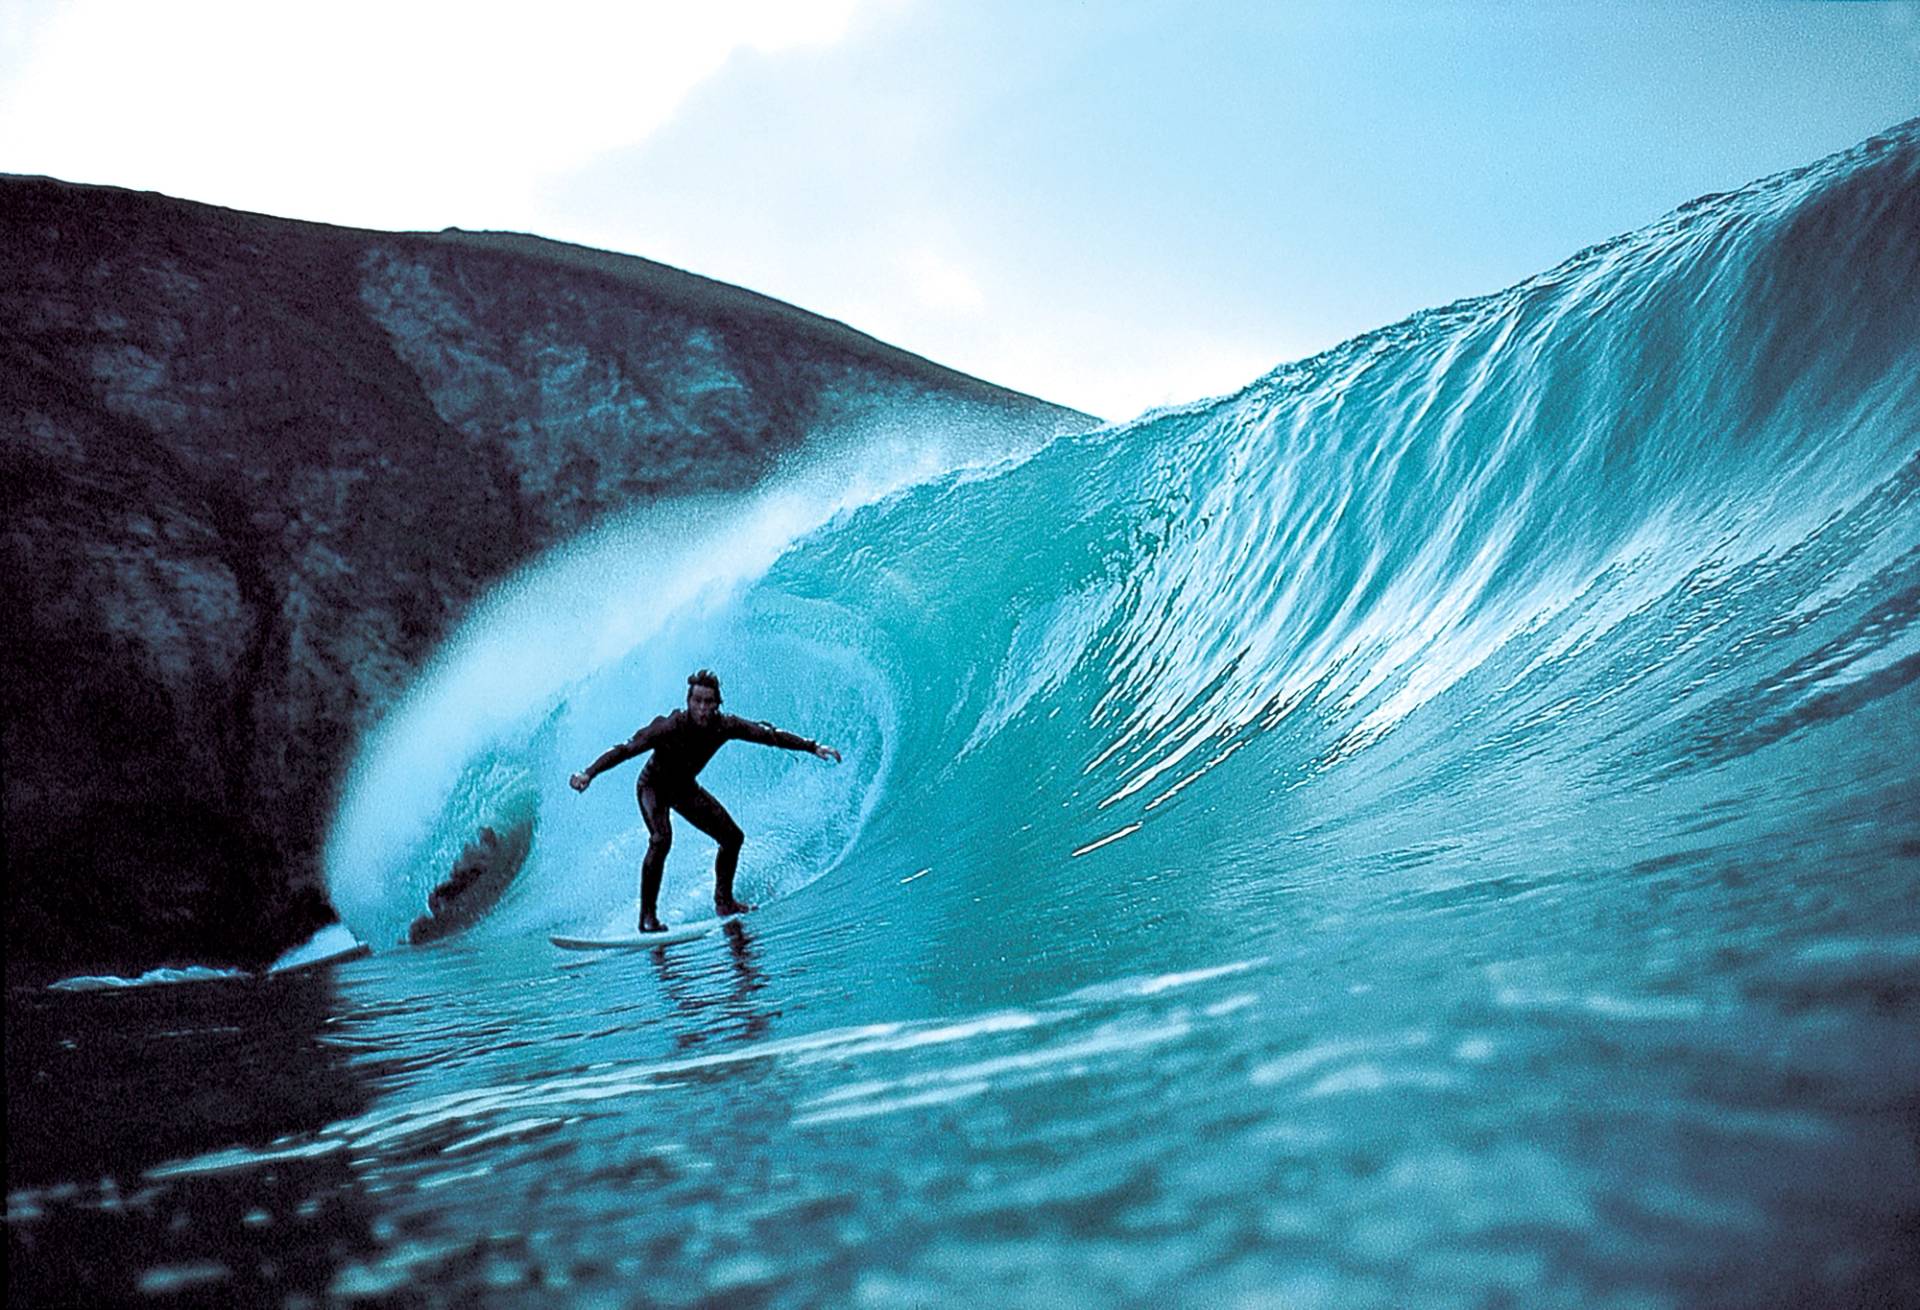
569;771;591;792
814;745;842;763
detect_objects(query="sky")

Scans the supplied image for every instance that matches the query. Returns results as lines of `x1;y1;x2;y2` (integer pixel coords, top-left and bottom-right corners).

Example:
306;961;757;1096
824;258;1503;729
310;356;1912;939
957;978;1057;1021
3;1;1916;421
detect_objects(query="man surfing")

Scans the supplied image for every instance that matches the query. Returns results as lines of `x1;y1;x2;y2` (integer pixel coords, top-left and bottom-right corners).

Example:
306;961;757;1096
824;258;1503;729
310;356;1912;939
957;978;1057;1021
570;669;841;932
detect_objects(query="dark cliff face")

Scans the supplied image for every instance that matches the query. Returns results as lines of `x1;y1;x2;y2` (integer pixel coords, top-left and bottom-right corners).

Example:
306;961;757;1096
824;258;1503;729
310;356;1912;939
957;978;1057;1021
0;177;1092;976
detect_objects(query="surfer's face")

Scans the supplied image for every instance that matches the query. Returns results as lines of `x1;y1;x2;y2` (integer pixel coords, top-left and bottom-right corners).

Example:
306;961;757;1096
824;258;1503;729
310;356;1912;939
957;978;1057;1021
687;684;721;725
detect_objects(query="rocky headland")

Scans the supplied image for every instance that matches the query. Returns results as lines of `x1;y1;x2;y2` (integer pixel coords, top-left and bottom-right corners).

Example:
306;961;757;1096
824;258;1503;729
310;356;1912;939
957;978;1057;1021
1;176;1092;977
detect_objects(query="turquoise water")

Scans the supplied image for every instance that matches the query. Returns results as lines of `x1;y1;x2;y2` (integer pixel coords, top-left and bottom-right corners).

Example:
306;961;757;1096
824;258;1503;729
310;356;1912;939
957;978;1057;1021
11;124;1920;1306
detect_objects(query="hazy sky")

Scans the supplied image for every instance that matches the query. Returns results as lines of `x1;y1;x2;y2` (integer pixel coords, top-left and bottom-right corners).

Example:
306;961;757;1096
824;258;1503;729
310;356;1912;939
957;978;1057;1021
4;1;1915;420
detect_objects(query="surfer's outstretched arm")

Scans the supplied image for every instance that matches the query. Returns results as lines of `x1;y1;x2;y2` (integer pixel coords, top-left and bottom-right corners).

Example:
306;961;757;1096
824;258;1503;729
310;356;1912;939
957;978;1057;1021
570;716;670;792
726;716;842;763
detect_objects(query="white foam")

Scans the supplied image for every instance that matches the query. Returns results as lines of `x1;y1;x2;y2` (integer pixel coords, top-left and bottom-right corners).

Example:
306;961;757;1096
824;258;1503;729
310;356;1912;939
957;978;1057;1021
49;965;243;992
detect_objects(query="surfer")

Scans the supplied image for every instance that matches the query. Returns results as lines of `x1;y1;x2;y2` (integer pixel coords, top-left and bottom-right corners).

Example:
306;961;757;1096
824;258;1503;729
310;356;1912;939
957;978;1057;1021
570;669;841;932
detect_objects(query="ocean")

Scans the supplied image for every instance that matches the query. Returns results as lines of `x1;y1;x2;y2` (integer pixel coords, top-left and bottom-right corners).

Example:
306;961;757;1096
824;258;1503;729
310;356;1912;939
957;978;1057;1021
9;123;1919;1307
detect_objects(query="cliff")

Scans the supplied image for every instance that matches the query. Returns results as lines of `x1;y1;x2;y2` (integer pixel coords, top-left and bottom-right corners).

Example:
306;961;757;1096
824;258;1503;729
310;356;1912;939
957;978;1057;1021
0;176;1093;976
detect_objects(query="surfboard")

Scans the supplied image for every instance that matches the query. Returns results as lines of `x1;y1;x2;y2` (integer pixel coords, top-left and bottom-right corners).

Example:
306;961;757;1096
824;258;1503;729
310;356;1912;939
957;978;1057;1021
549;916;736;950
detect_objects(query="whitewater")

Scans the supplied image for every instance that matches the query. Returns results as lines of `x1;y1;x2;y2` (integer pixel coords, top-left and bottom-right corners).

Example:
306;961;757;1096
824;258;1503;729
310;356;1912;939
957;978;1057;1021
10;124;1919;1307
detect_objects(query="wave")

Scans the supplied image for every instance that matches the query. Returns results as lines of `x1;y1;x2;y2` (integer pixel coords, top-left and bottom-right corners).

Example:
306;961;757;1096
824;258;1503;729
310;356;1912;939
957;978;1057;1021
326;121;1920;958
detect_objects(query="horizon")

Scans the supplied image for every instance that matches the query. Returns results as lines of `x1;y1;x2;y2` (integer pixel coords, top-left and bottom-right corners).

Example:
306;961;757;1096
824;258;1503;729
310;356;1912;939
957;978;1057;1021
3;1;1916;421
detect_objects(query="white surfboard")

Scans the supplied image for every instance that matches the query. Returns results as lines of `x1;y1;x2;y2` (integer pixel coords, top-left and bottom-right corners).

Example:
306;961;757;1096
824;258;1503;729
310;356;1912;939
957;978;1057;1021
549;915;736;951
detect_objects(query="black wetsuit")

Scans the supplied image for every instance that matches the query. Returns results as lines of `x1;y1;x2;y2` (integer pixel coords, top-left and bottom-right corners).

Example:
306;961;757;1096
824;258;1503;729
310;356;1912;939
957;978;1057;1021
590;711;820;918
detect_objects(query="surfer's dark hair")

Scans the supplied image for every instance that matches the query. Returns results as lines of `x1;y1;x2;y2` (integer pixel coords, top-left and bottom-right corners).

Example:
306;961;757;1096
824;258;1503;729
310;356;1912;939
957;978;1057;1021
687;668;722;702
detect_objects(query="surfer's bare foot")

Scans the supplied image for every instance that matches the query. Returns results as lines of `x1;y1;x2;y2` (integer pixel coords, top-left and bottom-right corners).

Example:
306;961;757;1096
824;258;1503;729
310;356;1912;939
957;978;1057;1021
714;897;755;917
639;912;667;933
